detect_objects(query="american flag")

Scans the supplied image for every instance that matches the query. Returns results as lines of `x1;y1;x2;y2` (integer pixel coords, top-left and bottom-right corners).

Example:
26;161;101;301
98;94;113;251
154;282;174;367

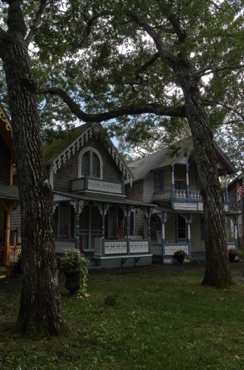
236;182;244;196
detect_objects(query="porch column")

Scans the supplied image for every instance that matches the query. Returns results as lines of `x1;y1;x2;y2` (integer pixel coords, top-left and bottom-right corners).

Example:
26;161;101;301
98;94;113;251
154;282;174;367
186;162;190;200
161;212;168;257
234;217;238;248
181;214;192;256
186;215;192;256
171;165;175;200
97;203;110;238
71;200;84;250
5;209;11;246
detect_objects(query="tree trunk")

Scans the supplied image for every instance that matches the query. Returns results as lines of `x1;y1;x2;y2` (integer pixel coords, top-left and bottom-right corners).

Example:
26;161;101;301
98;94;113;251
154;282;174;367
0;6;64;336
179;75;233;287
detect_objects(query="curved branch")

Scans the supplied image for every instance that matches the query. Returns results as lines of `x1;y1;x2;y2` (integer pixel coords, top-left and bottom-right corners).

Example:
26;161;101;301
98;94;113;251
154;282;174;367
197;64;244;78
25;0;48;46
38;87;186;121
126;11;178;67
204;99;244;120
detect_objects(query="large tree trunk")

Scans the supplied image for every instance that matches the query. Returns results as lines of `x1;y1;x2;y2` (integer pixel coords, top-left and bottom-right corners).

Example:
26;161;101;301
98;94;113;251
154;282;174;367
0;3;64;336
180;75;233;287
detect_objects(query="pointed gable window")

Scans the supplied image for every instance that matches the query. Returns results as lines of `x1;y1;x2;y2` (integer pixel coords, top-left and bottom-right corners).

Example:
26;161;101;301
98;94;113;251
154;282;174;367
78;147;103;179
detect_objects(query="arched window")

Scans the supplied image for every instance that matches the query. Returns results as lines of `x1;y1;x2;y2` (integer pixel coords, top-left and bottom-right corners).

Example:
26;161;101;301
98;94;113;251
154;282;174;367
78;147;103;179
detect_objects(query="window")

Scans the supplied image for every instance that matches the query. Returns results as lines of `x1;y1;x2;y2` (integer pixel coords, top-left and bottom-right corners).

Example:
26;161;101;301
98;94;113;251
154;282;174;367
78;147;103;179
154;171;163;192
174;166;186;190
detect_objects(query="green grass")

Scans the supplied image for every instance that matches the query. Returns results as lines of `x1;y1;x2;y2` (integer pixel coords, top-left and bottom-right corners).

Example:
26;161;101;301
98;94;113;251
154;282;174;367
0;264;244;370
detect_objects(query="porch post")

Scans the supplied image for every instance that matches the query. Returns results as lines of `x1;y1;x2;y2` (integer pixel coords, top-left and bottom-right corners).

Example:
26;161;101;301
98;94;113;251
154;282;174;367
186;215;192;256
73;200;84;250
5;209;11;246
234;216;238;249
162;211;168;257
186;162;190;200
171;165;175;200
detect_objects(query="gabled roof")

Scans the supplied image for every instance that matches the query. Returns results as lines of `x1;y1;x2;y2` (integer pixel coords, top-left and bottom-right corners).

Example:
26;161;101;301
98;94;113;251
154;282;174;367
43;123;134;183
128;137;193;181
44;123;92;164
129;137;236;181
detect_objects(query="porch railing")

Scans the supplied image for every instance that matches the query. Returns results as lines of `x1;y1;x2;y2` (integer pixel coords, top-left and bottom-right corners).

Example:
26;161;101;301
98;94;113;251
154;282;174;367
153;188;228;203
163;243;189;256
94;238;150;256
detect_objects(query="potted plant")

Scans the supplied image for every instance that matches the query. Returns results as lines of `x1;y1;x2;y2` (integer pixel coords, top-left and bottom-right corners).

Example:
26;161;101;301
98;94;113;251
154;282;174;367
228;248;237;263
59;249;89;295
174;249;187;264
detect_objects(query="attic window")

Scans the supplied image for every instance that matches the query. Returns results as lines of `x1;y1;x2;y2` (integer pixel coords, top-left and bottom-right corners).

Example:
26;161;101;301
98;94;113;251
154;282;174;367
78;147;103;179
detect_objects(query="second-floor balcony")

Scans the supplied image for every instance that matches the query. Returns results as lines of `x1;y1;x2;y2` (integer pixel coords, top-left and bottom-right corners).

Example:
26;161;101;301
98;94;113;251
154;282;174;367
153;187;229;211
71;176;125;197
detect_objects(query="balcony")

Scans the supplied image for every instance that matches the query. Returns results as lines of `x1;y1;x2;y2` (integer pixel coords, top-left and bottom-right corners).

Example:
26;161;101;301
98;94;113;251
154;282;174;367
153;187;229;211
71;176;125;197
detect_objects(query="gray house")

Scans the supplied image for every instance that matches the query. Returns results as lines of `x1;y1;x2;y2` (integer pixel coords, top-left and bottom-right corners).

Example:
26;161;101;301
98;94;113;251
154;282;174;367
43;122;153;268
126;137;239;262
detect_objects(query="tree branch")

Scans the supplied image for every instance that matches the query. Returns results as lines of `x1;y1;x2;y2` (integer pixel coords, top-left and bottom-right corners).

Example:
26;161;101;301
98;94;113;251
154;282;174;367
135;52;160;82
204;100;244;120
25;0;48;46
4;0;27;38
126;11;178;67
38;87;187;121
196;64;244;78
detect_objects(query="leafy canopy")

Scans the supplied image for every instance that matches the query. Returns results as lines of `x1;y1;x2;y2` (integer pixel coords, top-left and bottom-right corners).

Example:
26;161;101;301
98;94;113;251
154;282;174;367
0;0;243;166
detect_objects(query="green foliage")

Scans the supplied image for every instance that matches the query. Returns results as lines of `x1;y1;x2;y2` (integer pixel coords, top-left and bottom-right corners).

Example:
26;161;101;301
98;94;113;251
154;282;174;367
1;265;244;369
238;249;244;260
59;249;88;272
0;0;242;156
59;249;90;297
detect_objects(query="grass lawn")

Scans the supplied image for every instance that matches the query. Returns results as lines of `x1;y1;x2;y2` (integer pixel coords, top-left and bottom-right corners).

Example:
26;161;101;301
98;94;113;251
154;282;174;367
0;263;244;370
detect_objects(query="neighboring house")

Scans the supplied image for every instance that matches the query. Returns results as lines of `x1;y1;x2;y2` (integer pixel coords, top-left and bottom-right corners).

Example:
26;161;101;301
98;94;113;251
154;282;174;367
0;105;20;273
126;137;239;263
44;123;153;268
228;172;244;249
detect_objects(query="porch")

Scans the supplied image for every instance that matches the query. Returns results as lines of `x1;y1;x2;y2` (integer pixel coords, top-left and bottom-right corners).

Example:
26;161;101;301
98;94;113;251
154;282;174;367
151;240;238;264
55;237;152;269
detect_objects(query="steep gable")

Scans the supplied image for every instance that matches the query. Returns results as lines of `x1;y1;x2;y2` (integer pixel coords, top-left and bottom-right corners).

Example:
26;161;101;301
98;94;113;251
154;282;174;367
43;123;133;183
129;137;236;181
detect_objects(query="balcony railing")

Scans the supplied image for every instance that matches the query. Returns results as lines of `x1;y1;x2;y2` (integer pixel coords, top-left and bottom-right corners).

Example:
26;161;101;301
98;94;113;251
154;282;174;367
153;188;202;202
71;176;124;196
153;188;228;203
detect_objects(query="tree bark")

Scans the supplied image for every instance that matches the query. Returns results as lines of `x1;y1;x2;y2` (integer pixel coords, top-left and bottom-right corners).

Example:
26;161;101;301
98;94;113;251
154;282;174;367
0;2;64;336
179;74;233;287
